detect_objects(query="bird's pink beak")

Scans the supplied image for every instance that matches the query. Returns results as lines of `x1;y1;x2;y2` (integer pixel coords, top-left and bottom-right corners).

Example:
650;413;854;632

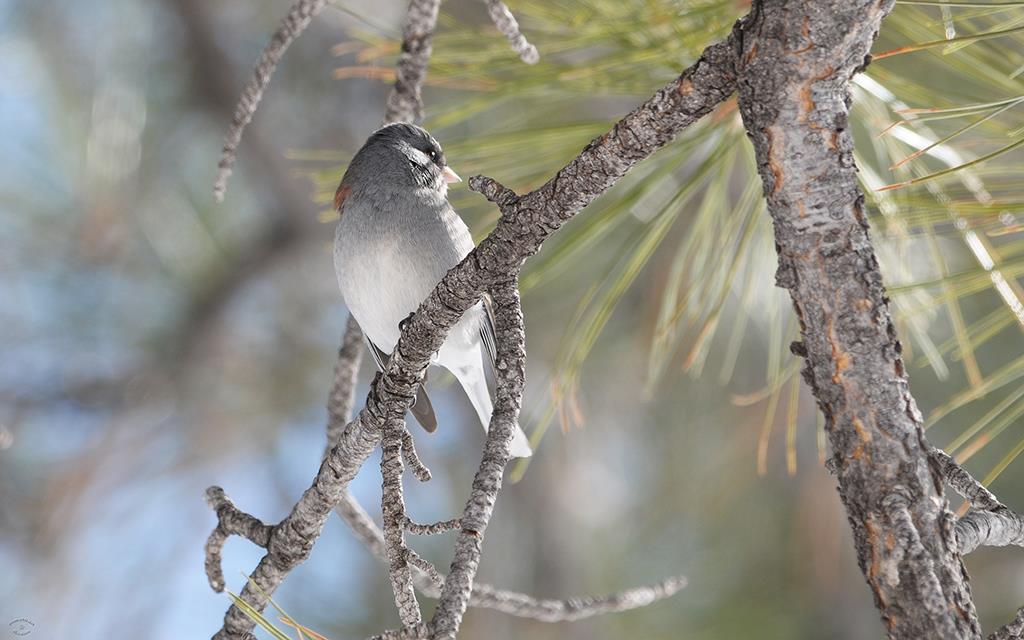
442;166;462;184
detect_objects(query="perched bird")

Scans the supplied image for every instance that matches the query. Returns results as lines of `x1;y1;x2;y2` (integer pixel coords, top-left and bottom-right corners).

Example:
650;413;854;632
333;123;532;458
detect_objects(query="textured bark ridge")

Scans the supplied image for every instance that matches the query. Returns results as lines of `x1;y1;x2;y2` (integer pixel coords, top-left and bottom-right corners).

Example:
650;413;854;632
735;2;979;637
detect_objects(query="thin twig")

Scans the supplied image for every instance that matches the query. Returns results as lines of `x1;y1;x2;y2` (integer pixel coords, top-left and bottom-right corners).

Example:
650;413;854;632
336;490;688;622
384;0;442;124
405;516;461;536
401;428;432;482
930;447;1005;512
204;487;274;592
469;575;689;623
213;0;329;201
430;280;525;638
367;623;433;640
381;419;422;626
484;0;539;64
327;317;365;451
406;548;446;584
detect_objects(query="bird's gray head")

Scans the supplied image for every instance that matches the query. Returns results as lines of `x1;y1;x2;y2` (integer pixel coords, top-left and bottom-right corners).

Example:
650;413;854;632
337;124;461;208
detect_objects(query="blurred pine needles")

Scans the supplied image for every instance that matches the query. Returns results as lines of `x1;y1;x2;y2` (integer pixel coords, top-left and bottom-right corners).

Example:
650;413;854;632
302;0;1024;486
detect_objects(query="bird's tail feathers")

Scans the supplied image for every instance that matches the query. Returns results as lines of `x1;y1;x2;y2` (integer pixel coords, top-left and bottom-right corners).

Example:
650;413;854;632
456;363;532;459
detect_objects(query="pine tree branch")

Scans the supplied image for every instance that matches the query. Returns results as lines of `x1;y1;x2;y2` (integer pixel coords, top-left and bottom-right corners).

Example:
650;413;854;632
734;0;980;635
203;487;274;593
327;317;365;450
430;280;525;638
205;5;740;637
213;0;329;201
957;509;1024;555
384;0;442;124
381;418;422;626
405;516;461;536
929;446;1024;555
336;488;687;622
484;0;539;64
930;447;1006;512
401;428;432;482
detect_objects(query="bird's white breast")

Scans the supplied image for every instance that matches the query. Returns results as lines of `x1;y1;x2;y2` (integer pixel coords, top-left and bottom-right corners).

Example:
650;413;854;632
333;192;483;365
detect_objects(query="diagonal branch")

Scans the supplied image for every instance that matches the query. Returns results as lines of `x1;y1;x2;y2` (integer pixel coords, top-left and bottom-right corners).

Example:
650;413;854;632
204;487;275;594
384;0;442;124
930;447;1005;512
336;489;687;621
381;418;422;626
430;280;525;638
206;8;741;639
327;317;365;450
213;0;330;201
484;0;539;64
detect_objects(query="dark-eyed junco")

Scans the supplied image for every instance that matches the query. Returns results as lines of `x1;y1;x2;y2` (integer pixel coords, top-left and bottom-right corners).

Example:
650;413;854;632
333;123;532;458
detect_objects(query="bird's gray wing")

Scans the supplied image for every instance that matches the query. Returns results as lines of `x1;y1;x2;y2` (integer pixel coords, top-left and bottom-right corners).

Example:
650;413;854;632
479;294;499;383
364;335;438;433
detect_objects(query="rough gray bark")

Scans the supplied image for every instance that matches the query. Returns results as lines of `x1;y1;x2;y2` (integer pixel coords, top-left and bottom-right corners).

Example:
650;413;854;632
430;280;525;637
957;509;1024;556
931;448;1005;512
734;1;979;637
381;418;422;626
326;317;364;450
384;0;441;124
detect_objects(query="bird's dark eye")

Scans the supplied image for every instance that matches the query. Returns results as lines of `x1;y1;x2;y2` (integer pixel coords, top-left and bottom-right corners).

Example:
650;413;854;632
427;150;437;160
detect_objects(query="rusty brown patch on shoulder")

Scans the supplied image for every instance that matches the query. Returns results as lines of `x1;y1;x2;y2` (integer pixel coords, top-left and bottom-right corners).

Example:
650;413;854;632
676;77;693;96
744;43;758;64
334;184;352;212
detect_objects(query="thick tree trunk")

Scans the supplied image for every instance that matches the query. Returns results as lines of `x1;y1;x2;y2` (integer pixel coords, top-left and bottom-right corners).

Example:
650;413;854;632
735;2;980;637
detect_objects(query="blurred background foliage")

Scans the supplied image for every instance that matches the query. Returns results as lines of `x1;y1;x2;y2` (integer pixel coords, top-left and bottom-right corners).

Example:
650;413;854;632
2;0;1023;638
